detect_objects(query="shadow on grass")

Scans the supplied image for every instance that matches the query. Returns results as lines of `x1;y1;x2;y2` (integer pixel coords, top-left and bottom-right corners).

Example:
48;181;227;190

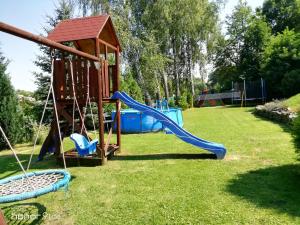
1;202;46;225
251;112;292;133
112;153;217;161
227;164;300;217
0;153;61;177
241;107;292;134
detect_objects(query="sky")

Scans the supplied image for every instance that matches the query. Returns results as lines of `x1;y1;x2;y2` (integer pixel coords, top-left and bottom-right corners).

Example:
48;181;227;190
0;0;263;91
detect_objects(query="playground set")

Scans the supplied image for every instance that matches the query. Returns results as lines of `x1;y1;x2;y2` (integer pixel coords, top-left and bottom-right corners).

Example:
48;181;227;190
0;15;226;208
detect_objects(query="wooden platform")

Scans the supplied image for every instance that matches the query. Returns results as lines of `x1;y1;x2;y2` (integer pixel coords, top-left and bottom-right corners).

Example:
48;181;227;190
57;144;119;167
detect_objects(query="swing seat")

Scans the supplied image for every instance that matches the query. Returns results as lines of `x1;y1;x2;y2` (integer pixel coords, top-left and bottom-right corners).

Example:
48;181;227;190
70;133;98;156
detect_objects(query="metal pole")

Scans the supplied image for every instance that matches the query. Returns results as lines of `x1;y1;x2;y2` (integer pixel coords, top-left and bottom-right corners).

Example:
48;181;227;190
231;81;234;105
243;79;247;107
261;77;264;103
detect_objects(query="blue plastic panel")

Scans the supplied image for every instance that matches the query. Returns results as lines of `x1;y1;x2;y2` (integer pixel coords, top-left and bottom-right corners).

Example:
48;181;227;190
112;108;183;133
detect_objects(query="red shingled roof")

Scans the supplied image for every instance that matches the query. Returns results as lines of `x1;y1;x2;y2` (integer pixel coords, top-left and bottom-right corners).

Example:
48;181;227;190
48;15;109;42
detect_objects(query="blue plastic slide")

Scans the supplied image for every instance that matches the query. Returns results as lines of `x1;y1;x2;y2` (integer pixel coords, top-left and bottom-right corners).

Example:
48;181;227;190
111;91;226;159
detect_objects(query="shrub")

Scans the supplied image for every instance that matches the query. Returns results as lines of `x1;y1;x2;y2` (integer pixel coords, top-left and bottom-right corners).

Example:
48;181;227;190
21;115;34;143
187;92;193;108
254;100;297;124
168;98;175;108
31;123;49;145
121;71;143;103
262;100;285;112
178;93;189;110
281;70;300;97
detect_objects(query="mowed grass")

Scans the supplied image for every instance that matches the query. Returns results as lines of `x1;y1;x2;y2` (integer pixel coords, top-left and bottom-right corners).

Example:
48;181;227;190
284;93;300;112
1;107;300;224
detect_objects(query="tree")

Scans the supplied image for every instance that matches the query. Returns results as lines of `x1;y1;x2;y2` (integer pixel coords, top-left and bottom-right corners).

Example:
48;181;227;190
0;49;24;149
33;0;74;123
262;0;300;34
210;0;253;90
261;29;300;98
240;15;271;80
120;70;143;103
210;1;273;92
141;0;222;101
74;0;221;106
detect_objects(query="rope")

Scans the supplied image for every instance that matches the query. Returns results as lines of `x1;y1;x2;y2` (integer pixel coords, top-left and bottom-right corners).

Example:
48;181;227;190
82;61;97;138
88;97;97;138
0;126;35;190
72;97;76;134
51;59;67;170
27;75;52;171
69;59;88;136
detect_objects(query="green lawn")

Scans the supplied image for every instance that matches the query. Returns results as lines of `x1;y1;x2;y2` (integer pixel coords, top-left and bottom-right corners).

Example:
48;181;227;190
0;107;299;225
284;93;300;112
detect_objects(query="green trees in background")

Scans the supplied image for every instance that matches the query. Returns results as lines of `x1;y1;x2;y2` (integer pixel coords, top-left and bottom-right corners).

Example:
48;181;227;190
260;0;300;98
32;0;300;109
210;0;253;90
0;49;33;149
121;70;143;104
262;0;300;34
211;0;300;99
74;0;222;107
262;29;300;97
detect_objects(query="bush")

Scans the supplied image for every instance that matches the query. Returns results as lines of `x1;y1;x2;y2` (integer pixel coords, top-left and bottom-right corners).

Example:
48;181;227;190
187;92;193;108
292;113;300;158
178;93;189;110
20;115;34;143
31;123;49;145
254;100;297;124
168;98;175;108
121;71;143;103
261;100;285;112
281;70;300;97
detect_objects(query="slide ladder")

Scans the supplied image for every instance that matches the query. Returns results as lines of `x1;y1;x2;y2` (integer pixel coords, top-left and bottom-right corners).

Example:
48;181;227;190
111;91;226;159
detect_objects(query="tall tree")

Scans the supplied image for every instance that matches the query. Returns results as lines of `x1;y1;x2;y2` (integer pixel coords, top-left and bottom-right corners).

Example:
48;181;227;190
0;49;23;149
75;0;221;105
262;0;300;34
210;0;254;90
225;0;252;68
142;0;222;100
33;0;74;122
240;15;271;80
261;29;300;98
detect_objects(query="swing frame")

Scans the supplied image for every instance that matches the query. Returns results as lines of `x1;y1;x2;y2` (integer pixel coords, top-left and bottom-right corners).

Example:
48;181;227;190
0;15;122;166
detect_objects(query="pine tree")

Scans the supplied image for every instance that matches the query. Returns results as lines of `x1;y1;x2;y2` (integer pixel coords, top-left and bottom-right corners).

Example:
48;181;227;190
33;0;74;123
0;49;23;149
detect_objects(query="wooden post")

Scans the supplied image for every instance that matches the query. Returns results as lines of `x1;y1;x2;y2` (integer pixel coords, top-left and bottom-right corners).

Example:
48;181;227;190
0;210;7;225
115;46;121;151
105;45;108;60
96;39;106;165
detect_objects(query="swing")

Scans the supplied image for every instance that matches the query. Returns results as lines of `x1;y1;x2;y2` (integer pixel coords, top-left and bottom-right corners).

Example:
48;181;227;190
70;133;98;156
68;59;98;156
0;58;70;203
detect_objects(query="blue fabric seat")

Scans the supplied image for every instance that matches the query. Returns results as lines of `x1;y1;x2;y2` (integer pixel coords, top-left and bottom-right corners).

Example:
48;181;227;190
70;133;98;156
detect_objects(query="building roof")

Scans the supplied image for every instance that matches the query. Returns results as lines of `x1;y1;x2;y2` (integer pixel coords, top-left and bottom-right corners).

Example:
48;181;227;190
48;15;112;43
